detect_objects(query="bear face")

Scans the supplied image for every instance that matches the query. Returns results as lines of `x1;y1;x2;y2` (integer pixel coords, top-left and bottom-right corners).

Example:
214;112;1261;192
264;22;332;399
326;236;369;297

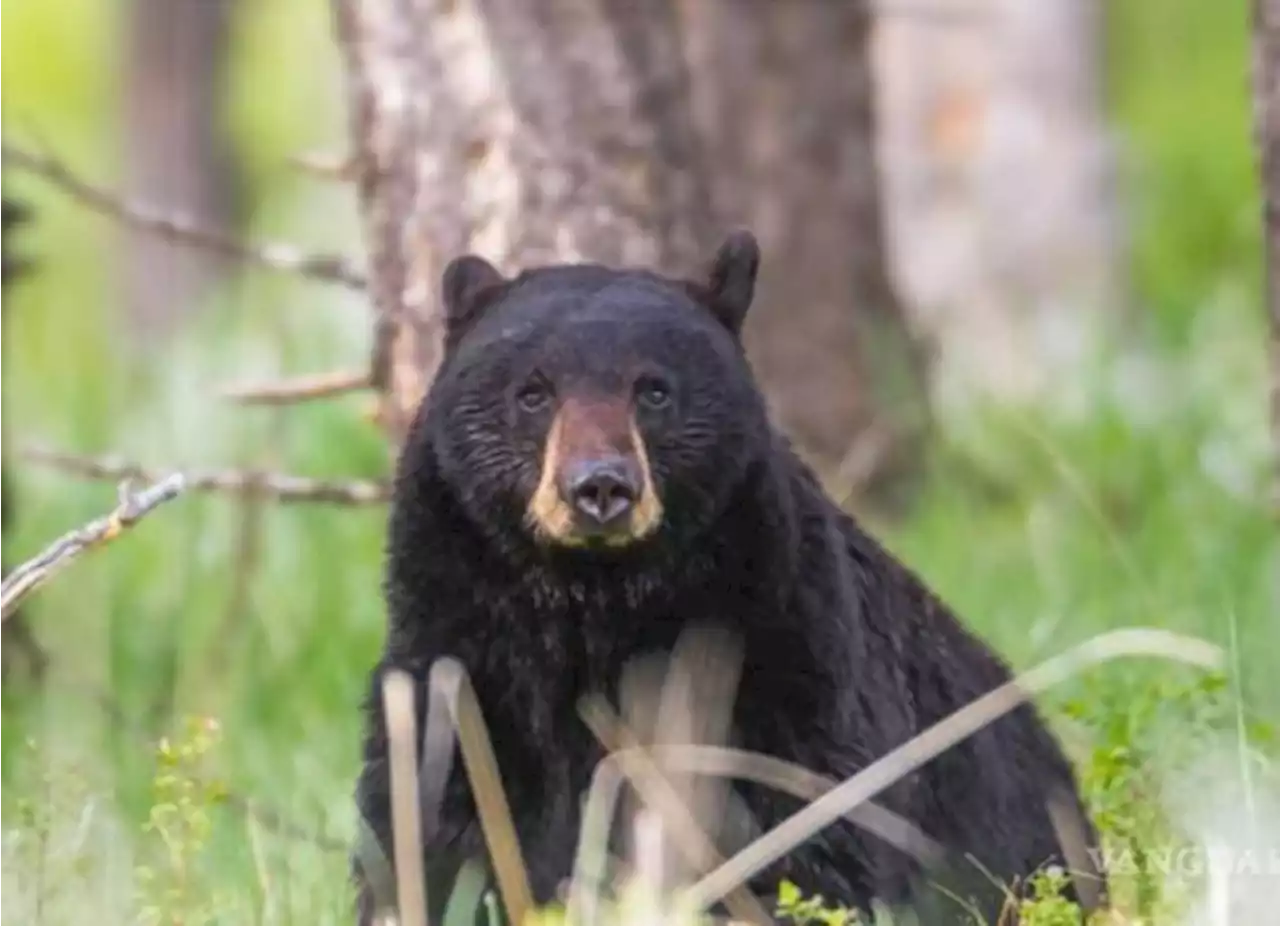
422;233;773;557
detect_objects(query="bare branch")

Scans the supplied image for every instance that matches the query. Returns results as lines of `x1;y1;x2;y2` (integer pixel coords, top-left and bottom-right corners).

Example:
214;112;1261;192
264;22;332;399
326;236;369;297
1;473;186;620
21;446;390;506
831;422;899;508
287;149;360;182
1;142;367;290
220;369;372;406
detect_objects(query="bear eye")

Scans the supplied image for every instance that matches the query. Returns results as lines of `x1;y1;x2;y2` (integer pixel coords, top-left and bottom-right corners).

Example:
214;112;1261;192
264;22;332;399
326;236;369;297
635;377;673;410
515;378;554;413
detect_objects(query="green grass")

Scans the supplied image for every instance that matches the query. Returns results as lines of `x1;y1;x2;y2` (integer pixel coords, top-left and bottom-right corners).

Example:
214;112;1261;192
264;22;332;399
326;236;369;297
3;0;1278;922
1105;0;1262;347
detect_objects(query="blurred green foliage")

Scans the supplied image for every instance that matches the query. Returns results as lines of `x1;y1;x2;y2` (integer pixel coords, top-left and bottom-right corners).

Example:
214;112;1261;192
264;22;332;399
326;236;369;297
1106;0;1262;344
1;0;1276;923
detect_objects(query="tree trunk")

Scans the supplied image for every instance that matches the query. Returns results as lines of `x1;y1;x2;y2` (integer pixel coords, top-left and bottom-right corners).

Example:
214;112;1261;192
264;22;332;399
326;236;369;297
678;0;928;501
873;0;1124;410
1;196;47;687
122;0;241;339
331;0;925;506
1254;0;1280;515
332;0;720;443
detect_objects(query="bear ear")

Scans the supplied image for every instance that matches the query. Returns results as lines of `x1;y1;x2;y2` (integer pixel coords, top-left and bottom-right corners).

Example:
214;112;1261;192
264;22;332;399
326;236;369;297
441;254;506;339
700;230;760;335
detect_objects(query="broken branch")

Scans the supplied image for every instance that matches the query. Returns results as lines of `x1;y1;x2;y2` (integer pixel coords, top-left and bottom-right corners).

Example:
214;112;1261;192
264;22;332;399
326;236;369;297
22;446;390;506
1;473;186;620
220;369;372;406
287;149;360;182
2;142;367;290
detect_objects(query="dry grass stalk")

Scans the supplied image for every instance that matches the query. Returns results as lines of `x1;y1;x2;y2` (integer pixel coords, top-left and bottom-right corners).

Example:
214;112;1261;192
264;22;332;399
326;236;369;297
383;669;429;926
428;657;535;926
577;695;773;925
681;627;1225;913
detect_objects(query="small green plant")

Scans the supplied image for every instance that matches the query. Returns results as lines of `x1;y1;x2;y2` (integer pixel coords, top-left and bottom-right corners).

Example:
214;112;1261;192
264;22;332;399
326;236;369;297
1063;668;1275;921
134;715;228;926
774;879;861;926
1017;866;1086;926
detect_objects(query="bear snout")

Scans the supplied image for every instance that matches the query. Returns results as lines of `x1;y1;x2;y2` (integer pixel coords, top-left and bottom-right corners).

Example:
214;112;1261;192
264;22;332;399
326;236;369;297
559;455;641;527
525;397;664;547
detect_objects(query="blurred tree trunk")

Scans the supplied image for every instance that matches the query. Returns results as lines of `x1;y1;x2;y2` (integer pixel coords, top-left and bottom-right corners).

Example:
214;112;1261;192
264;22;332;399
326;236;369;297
873;0;1124;411
332;0;719;442
1;197;47;687
332;0;925;505
1253;0;1280;515
122;0;241;340
677;0;929;501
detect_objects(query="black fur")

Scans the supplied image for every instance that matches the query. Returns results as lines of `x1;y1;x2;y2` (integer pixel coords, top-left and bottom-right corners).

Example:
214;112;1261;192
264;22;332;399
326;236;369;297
353;233;1104;924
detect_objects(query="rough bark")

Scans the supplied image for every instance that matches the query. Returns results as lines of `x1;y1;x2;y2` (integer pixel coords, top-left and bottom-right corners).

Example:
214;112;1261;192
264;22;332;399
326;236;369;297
1254;0;1280;515
873;0;1124;409
332;0;720;442
677;0;928;500
331;0;926;504
122;0;241;338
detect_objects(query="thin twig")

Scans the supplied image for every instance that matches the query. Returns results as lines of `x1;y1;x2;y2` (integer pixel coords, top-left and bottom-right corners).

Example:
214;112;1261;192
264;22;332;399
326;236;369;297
287;149;360;182
383;669;429;926
220;370;372;406
1;473;186;620
2;142;367;290
220;790;350;856
22;445;390;505
1046;788;1106;912
832;422;898;508
204;470;270;681
681;628;1225;913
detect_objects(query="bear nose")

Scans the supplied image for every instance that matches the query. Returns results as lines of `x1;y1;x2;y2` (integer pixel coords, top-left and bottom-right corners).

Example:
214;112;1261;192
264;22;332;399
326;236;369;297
562;458;640;526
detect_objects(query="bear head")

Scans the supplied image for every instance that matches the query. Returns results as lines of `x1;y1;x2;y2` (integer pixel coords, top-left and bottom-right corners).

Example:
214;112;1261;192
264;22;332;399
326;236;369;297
418;231;770;557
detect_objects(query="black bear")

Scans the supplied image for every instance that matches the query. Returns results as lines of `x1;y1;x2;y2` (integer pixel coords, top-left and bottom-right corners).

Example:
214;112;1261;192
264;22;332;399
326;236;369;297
353;232;1105;925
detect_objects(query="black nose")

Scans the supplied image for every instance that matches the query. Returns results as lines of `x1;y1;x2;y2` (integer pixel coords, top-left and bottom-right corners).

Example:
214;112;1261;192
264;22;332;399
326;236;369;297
562;458;640;526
